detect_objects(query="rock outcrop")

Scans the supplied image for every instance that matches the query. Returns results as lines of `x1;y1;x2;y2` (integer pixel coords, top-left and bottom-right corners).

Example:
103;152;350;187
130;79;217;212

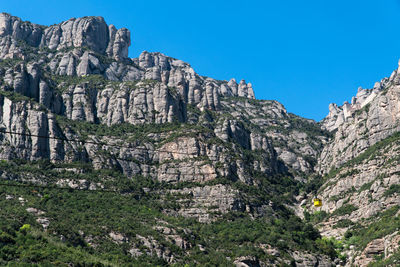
0;12;324;183
0;13;130;61
0;13;359;266
319;60;400;174
296;60;400;267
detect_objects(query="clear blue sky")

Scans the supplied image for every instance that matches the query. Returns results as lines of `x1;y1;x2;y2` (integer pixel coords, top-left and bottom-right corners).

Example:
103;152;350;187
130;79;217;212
2;0;400;121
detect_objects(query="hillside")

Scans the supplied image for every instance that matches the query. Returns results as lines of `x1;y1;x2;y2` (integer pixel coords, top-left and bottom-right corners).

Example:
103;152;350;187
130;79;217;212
301;61;400;266
0;13;335;266
1;12;400;267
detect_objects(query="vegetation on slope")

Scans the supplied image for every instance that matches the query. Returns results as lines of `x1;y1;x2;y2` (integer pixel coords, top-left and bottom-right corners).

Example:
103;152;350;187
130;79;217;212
0;158;337;266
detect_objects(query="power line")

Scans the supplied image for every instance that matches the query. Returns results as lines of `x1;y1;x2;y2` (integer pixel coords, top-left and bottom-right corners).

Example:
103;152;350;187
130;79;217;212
0;129;243;177
0;157;226;195
0;181;117;193
0;127;254;191
0;128;221;157
0;142;228;191
0;148;225;178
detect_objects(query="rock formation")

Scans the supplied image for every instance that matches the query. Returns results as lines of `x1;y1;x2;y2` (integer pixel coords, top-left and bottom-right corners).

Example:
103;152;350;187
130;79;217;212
6;12;400;266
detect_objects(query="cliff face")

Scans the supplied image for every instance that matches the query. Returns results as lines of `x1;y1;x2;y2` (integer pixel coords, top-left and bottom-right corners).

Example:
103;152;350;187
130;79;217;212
319;62;400;174
292;61;400;266
4;12;400;267
0;13;334;266
0;13;128;60
0;13;325;180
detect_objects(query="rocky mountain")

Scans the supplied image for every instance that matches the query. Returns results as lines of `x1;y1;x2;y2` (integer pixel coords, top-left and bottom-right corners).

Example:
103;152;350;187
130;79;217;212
297;61;400;266
1;13;400;267
0;13;326;189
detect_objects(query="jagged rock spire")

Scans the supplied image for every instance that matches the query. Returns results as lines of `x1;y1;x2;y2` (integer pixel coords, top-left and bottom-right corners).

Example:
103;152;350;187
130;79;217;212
0;13;130;61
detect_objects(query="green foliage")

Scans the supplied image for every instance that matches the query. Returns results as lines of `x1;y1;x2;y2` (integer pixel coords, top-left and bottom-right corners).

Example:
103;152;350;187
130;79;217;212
182;212;322;263
0;58;23;68
303;175;325;194
369;248;400;266
47;73;111;92
346;131;400;167
286;113;333;140
344;206;400;250
0;227;126;266
0;90;33;102
333;219;354;229
354;103;371;116
325;167;340;180
358;180;374;192
0;182;169;266
315;237;338;260
0;156;335;265
304;210;329;224
339;169;360;178
19;224;31;233
329;187;356;202
383;184;400;197
331;204;358;217
231;172;301;207
0;51;338;264
55;116;214;148
321;131;400;193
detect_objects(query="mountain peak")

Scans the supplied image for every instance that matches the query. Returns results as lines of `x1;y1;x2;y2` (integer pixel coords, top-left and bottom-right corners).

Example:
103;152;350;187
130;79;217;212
0;13;130;61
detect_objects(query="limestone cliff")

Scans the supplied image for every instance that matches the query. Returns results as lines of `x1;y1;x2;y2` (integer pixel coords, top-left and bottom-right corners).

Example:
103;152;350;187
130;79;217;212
0;13;332;266
297;60;400;266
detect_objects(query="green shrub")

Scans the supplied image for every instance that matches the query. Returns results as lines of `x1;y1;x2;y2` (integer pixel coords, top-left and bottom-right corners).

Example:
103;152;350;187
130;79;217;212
305;210;329;224
19;224;31;233
383;184;400;197
333;219;354;229
315;237;338;260
344;206;400;250
331;204;358;217
339;169;360;178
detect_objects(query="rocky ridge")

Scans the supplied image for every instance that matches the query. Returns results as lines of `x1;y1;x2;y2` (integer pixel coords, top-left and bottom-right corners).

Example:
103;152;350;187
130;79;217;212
319;61;400;173
0;12;325;185
3;11;400;267
0;13;334;266
295;60;400;266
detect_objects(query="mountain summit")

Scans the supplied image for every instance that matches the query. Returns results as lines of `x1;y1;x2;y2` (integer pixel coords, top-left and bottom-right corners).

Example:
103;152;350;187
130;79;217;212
0;13;130;60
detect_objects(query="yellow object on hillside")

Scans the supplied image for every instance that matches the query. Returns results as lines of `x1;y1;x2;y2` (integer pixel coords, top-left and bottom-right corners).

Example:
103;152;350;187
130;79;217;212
313;198;322;207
